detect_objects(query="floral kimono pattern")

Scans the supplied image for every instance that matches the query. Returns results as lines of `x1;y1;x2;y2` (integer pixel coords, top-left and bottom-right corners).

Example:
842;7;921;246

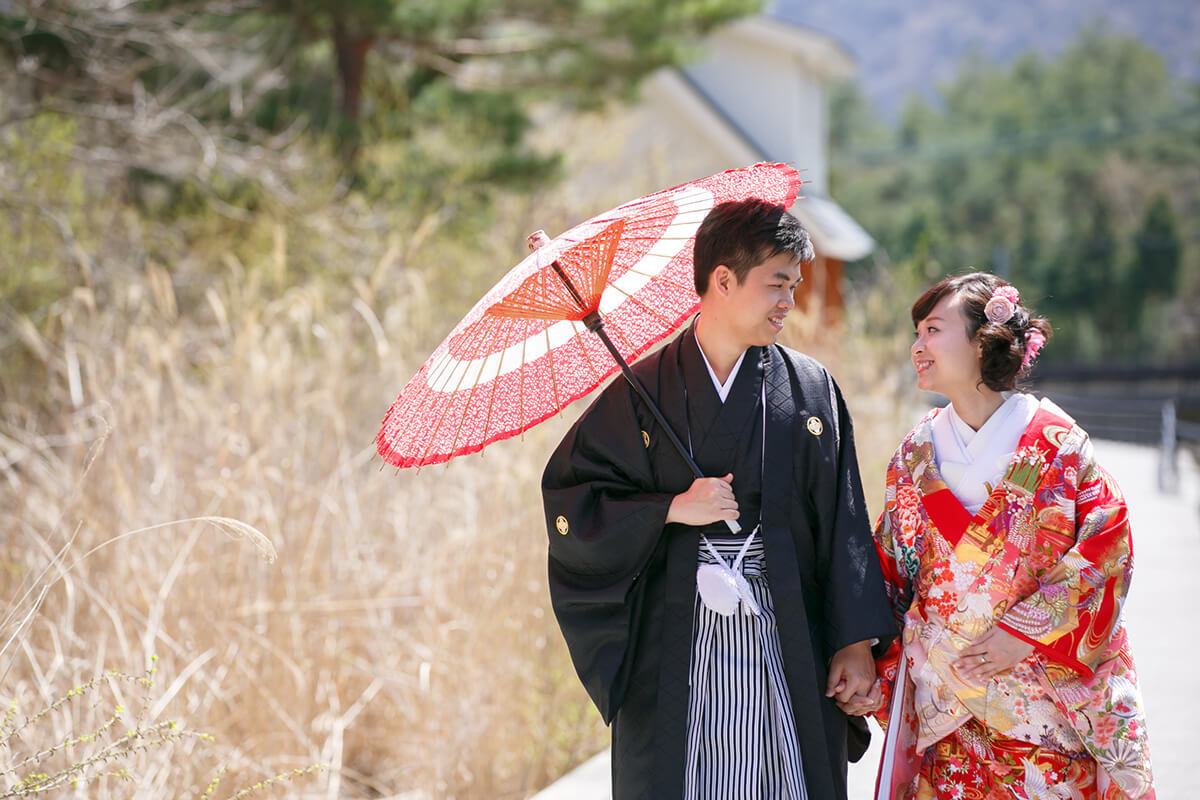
872;399;1154;800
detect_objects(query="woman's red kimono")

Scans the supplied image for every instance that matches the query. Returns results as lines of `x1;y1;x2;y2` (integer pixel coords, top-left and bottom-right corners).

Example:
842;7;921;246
872;398;1154;800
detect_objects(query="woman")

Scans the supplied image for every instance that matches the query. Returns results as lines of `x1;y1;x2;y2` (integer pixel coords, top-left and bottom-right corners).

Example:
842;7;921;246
856;272;1155;799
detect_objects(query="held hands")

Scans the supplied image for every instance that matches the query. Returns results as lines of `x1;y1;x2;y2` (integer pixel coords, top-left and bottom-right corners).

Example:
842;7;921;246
953;626;1035;681
832;628;1038;716
666;474;738;526
827;640;882;716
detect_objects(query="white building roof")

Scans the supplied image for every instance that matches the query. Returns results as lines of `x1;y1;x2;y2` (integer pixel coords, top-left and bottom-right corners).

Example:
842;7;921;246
648;64;876;262
791;192;876;262
718;17;858;81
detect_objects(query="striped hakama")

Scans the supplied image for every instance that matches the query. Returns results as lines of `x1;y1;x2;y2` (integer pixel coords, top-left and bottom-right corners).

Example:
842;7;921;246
684;535;808;800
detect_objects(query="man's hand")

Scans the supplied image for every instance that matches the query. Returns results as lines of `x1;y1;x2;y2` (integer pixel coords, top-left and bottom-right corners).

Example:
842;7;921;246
666;474;738;526
825;640;877;705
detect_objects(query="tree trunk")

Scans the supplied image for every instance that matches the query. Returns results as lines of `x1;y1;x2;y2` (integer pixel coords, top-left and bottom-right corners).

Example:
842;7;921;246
333;21;373;122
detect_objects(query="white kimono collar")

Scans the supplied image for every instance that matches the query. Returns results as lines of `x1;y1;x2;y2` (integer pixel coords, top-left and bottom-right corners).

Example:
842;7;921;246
932;393;1039;514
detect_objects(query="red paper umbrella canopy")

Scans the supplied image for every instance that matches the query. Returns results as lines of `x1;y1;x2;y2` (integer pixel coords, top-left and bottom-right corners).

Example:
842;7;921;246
377;162;803;469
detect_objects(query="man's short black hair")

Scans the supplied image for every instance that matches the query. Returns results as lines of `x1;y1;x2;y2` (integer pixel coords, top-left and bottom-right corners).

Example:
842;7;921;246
693;198;814;296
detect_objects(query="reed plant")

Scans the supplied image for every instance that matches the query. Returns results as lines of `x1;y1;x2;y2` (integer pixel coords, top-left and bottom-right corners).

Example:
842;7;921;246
1;107;923;798
1;137;609;796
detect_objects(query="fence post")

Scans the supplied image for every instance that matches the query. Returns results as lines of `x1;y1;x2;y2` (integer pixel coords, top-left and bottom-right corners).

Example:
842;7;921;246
1159;399;1178;494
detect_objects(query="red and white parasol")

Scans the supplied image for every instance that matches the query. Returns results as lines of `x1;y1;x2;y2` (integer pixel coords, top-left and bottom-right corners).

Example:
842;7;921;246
377;162;803;470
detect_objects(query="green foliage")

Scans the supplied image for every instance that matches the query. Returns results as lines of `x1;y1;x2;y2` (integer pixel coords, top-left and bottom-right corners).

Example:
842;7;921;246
835;25;1199;364
0;659;323;797
0;111;96;409
0;662;189;796
1;0;759;221
1132;194;1183;298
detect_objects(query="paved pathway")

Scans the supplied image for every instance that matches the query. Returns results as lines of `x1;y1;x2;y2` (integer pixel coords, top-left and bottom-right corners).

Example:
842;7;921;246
533;440;1197;799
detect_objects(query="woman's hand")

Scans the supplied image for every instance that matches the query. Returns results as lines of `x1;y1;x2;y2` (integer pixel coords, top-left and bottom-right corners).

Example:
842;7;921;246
954;626;1035;681
835;680;884;716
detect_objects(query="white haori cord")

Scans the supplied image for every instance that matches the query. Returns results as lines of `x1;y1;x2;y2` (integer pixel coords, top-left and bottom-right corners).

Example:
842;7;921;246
696;526;762;616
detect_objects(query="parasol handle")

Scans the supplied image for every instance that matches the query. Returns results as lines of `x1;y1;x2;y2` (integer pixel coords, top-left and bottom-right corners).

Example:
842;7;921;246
584;312;741;536
527;229;739;535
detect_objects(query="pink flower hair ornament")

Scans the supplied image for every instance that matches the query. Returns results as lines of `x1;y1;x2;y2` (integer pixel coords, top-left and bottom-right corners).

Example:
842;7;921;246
1022;329;1046;370
984;285;1020;325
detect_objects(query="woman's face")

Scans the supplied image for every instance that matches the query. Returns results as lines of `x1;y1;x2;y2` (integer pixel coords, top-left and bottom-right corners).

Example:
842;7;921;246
911;291;981;398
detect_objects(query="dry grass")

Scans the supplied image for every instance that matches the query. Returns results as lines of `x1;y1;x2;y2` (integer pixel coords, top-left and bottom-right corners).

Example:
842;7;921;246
0;252;927;800
0;236;607;797
0;245;928;800
0;260;927;798
1;111;929;797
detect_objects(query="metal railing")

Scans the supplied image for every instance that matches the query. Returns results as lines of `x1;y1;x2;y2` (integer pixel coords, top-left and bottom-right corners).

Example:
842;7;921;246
1036;393;1197;494
1160;399;1200;493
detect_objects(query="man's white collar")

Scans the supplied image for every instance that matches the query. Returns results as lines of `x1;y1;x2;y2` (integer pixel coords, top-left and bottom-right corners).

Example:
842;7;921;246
696;341;747;403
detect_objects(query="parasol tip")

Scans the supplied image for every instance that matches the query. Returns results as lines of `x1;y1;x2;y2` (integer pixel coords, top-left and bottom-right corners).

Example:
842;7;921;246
526;230;552;252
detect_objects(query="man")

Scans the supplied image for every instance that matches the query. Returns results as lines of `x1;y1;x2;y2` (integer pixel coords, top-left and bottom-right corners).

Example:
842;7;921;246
541;199;896;799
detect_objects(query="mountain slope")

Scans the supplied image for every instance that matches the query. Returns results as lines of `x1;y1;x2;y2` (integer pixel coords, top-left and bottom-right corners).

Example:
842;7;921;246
771;0;1199;118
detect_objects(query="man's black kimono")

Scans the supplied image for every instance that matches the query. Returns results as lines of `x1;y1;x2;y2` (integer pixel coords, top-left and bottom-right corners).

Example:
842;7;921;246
541;323;896;799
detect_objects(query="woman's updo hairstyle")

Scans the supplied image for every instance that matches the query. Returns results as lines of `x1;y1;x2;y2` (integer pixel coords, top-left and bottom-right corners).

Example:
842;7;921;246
911;271;1052;392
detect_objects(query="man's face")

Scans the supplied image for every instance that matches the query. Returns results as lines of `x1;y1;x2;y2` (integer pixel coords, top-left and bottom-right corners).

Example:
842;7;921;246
721;251;803;349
